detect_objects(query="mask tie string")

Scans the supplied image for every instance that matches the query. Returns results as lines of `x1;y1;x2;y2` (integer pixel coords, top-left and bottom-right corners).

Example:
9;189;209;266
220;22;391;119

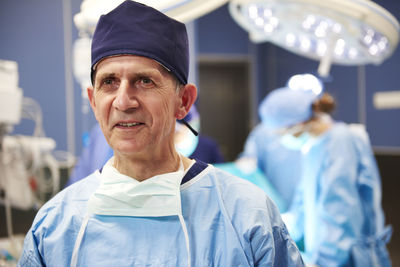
177;154;191;267
178;214;191;267
71;213;90;267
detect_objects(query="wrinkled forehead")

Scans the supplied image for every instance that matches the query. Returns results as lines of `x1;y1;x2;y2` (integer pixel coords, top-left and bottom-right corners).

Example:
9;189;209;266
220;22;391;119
93;55;176;83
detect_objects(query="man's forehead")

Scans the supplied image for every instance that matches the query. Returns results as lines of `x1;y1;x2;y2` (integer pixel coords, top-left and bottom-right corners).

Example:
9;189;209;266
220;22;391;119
95;55;170;76
96;55;158;68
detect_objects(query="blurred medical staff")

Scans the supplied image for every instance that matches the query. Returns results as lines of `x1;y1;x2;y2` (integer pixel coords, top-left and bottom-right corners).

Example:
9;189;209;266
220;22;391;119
66;122;111;186
238;108;302;209
261;82;392;266
66;105;224;186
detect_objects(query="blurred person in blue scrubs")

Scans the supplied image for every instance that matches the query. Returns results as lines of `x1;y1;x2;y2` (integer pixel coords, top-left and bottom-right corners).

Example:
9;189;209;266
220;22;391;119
216;115;292;212
215;156;288;212
18;1;304;266
66;105;224;186
260;76;391;267
236;101;303;210
65;122;112;186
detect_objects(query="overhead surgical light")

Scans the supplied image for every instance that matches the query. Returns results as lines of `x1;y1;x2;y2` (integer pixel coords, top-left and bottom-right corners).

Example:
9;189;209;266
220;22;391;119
74;0;229;36
229;0;400;77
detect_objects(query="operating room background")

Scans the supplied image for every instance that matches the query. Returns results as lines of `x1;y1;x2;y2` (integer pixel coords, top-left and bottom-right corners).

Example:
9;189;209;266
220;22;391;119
0;0;399;264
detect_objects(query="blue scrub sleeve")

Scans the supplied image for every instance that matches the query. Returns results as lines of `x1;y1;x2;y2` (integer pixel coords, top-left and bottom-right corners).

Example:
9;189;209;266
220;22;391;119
250;222;305;266
241;197;304;266
18;230;44;267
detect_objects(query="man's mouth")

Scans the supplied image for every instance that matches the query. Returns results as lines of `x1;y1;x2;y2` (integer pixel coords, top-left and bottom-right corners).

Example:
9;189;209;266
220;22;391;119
116;122;144;127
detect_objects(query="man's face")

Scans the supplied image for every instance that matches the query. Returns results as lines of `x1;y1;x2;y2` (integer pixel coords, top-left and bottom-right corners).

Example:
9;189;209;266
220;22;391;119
88;55;181;159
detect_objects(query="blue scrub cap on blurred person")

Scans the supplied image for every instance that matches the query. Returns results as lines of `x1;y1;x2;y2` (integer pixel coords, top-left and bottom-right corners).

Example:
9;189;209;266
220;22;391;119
91;0;189;85
259;87;319;130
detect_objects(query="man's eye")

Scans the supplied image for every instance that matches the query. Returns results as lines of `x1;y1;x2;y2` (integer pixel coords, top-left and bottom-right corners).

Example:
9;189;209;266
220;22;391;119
138;77;155;88
141;77;152;84
103;78;114;85
97;77;118;90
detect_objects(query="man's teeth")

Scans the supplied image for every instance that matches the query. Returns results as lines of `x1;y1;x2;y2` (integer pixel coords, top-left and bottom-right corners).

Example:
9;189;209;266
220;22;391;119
119;122;141;127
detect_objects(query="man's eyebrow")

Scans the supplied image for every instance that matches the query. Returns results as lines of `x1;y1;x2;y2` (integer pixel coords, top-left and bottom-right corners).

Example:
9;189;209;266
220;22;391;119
96;72;116;80
136;68;162;77
95;67;165;84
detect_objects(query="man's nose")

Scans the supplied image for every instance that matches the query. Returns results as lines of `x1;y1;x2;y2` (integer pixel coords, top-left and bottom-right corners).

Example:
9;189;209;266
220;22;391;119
112;81;139;111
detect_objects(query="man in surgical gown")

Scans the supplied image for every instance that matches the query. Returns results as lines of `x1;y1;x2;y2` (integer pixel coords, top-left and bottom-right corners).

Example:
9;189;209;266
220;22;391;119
18;1;304;266
261;85;392;266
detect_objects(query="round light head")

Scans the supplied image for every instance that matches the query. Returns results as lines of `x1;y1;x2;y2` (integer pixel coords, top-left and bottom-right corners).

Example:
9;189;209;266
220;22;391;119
229;0;400;66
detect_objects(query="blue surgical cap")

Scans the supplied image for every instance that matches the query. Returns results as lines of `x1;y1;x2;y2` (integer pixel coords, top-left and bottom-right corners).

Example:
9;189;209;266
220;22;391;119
259;87;319;129
91;0;189;85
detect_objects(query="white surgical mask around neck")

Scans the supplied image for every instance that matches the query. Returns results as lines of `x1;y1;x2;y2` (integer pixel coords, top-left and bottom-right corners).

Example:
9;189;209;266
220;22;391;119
71;156;192;267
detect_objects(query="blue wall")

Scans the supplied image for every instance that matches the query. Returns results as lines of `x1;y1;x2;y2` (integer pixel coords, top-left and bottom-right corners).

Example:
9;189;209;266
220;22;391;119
197;4;249;54
1;0;399;156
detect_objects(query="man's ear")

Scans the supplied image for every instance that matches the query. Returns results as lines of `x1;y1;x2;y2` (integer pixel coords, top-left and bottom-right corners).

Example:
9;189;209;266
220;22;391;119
176;84;197;120
87;86;99;121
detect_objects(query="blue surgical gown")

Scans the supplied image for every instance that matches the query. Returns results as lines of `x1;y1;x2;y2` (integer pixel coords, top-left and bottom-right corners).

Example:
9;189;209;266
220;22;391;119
19;162;304;266
241;124;302;207
283;123;391;267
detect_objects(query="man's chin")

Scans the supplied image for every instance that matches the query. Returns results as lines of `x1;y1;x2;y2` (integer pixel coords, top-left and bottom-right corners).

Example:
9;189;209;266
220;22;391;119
111;141;143;155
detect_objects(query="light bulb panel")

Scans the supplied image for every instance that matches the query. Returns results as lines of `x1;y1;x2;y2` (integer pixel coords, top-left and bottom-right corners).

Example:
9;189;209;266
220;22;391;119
229;0;400;66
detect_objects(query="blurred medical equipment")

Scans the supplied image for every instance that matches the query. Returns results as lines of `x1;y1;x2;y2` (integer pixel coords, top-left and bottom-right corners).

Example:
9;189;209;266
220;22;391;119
72;0;229;148
0;60;61;209
0;59;72;264
229;0;400;77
